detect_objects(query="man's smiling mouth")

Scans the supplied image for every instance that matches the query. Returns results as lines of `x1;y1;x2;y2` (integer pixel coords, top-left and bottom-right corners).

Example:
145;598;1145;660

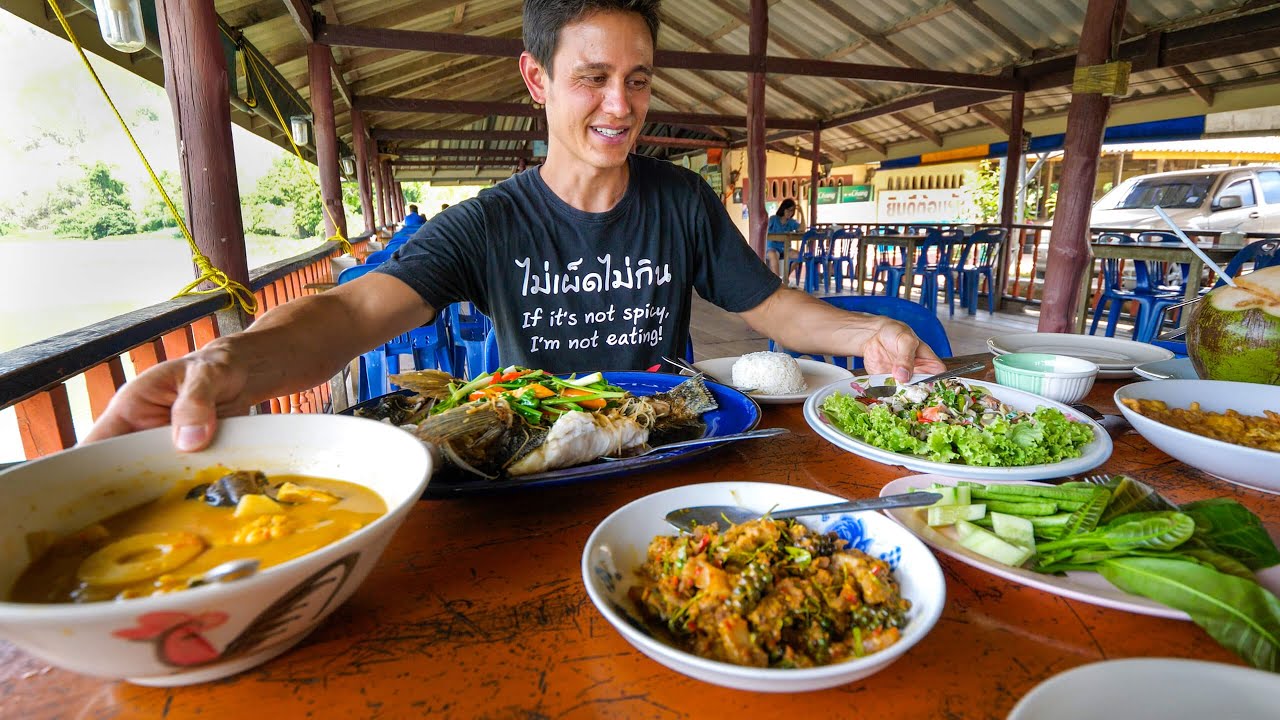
592;127;627;138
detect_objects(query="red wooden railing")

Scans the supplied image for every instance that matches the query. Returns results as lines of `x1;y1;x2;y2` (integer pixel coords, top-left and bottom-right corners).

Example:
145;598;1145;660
1;234;378;461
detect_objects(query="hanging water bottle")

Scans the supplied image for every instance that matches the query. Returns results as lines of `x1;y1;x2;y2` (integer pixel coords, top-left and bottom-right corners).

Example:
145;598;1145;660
94;0;146;54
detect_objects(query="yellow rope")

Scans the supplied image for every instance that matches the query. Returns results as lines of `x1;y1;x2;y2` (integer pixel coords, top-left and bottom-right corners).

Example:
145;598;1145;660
46;0;257;315
239;43;353;255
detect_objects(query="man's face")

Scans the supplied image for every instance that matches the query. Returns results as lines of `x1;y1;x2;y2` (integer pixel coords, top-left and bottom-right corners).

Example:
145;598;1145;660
523;11;654;172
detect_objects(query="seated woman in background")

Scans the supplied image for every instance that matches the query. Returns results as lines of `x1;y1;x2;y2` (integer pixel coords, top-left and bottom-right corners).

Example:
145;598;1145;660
765;198;803;276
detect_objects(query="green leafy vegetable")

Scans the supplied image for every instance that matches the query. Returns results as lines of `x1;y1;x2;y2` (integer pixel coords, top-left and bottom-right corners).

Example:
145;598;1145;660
1180;498;1280;571
1097;557;1280;672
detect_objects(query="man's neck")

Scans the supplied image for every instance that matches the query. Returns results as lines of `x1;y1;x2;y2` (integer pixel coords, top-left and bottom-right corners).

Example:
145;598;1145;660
539;153;630;213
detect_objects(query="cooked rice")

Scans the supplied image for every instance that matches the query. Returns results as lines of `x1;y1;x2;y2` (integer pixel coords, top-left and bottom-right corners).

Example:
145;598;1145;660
732;351;807;395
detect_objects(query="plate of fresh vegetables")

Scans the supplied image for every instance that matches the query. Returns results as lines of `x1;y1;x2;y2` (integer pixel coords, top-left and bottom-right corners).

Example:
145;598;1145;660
804;375;1111;480
880;474;1280;671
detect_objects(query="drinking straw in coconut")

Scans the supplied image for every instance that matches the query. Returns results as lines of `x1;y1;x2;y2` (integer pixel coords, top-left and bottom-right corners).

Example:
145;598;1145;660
1152;205;1237;288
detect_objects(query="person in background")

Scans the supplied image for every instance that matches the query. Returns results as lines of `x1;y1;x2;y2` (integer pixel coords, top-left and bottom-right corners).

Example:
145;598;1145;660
765;198;802;276
440;203;450;214
390;205;426;244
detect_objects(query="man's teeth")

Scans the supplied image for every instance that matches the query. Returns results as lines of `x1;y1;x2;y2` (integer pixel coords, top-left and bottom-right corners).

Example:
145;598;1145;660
593;127;624;137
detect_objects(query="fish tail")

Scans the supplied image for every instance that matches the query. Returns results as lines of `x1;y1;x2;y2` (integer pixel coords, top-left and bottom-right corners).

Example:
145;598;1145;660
661;375;719;416
413;402;506;445
387;369;459;399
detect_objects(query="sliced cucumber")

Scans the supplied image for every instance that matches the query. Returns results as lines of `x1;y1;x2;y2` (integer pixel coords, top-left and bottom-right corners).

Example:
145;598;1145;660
955;520;1034;567
990;512;1036;550
927;503;987;527
928;484;971;505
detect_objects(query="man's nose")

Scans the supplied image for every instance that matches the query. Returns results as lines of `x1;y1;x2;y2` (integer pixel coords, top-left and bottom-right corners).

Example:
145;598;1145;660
601;78;631;118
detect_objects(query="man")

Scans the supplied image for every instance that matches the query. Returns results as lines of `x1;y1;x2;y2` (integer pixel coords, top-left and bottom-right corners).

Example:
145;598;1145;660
86;0;943;452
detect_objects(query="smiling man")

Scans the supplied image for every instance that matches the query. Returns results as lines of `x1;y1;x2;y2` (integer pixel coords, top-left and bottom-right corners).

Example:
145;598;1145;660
86;0;944;452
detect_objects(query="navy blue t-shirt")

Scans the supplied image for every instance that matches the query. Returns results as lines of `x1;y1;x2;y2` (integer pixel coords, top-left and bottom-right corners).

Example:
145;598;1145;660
377;154;781;373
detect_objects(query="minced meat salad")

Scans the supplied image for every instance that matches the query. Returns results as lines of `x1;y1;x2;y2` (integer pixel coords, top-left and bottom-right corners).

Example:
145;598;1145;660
631;518;911;668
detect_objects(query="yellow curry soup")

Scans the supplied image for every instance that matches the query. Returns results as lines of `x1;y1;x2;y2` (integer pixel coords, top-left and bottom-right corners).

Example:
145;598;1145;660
1121;398;1280;452
9;466;386;604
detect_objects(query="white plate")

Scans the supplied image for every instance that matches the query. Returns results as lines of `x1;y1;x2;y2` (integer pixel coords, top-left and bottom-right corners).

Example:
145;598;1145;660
1115;380;1280;495
803;375;1112;481
988;333;1174;378
1133;356;1199;381
690;357;853;405
1009;658;1280;719
879;474;1280;619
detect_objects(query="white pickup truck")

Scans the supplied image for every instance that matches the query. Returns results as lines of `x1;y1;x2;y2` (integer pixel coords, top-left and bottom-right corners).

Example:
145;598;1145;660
1090;166;1280;234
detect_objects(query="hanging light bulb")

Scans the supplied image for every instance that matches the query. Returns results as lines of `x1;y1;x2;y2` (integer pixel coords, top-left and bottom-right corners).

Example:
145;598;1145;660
289;115;311;146
94;0;146;53
339;156;356;176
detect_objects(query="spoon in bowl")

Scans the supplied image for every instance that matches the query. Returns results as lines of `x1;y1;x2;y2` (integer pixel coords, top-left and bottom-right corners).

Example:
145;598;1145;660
188;558;259;588
664;492;943;533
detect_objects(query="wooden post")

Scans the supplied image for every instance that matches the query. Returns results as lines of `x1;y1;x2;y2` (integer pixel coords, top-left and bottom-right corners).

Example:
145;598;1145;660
309;44;347;241
998;91;1025;228
1038;0;1128;333
351;110;375;233
809;123;821;231
377;158;391;228
746;0;768;259
154;0;249;293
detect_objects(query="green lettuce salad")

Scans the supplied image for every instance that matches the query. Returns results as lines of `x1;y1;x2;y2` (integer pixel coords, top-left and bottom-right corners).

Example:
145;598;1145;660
820;378;1094;466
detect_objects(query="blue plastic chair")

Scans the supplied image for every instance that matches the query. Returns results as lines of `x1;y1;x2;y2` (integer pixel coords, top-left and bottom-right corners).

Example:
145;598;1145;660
826;228;860;292
1215;238;1280;287
917;229;965;312
364;248;396;265
957;228;1006;315
870;227;908;298
1088;233;1142;338
337;265;452;401
445;303;494;378
768;295;953;370
784;229;825;292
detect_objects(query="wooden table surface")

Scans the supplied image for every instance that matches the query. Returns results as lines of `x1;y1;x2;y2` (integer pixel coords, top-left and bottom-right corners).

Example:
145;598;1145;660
3;354;1275;719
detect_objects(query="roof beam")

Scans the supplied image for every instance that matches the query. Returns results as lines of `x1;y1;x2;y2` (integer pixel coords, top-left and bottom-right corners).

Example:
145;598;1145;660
810;0;928;69
374;129;543;141
832;125;885;157
393;160;525;168
395;148;534;158
951;0;1033;58
892;112;942;146
317;24;1020;91
968;104;1011;135
280;0;318;43
353;95;817;130
1171;65;1215;106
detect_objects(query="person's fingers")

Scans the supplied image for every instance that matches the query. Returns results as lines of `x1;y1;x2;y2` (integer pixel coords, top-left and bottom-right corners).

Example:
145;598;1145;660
82;409;142;444
169;364;223;452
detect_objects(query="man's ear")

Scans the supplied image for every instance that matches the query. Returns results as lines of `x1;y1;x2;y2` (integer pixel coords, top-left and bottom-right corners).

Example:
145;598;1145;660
519;52;548;105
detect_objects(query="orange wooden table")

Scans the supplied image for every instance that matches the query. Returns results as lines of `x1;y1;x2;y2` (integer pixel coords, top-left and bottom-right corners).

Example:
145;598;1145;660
3;355;1274;719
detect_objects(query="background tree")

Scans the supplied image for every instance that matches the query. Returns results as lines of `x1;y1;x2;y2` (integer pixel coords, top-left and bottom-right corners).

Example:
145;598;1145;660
54;162;137;239
139;170;185;232
961;160;1001;223
248;155;322;238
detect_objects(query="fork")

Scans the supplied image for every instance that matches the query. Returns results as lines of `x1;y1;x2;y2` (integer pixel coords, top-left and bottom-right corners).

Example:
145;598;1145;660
1080;474;1113;485
660;355;757;394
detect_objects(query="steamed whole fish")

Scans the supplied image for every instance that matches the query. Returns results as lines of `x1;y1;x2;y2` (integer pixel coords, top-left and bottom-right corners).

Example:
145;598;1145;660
369;367;719;478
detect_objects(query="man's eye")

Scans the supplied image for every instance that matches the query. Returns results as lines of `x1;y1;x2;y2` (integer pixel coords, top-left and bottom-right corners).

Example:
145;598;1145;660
628;79;650;90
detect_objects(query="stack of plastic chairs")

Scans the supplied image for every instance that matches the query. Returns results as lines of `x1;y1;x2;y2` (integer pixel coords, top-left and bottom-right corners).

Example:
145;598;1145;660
445;303;495;378
957;228;1006;315
870;226;907;297
767;295;952;370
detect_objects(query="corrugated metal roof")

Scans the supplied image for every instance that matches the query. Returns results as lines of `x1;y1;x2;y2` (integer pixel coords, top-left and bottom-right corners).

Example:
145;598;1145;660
30;0;1269;178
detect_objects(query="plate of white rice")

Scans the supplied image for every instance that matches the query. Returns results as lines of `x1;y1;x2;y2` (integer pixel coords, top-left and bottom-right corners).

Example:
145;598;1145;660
688;353;853;405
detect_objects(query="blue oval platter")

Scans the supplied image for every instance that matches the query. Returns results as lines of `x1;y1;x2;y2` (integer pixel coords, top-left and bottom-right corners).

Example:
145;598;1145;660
343;371;762;497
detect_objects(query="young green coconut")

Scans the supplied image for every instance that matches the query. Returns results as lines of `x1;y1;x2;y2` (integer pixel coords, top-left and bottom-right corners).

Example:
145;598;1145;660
1187;264;1280;385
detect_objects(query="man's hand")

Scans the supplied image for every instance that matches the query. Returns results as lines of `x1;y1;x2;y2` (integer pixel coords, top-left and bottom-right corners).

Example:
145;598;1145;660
859;317;946;383
82;345;251;452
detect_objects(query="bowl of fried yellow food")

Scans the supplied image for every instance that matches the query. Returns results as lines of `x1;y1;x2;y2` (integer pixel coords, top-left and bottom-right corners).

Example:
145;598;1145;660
1115;379;1280;494
0;414;432;686
582;482;944;692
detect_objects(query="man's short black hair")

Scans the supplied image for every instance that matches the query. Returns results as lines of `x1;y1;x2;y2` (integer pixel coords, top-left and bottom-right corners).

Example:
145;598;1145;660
408;204;418;213
523;0;661;76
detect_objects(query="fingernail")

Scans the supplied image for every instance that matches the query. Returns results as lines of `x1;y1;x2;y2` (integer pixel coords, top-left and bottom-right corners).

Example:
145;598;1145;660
176;425;207;451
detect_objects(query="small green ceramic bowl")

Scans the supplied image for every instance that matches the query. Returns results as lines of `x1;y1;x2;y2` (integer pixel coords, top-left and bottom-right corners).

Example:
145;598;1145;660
993;353;1099;404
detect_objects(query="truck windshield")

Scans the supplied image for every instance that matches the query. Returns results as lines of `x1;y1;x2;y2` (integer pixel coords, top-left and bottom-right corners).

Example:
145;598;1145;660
1109;173;1217;209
